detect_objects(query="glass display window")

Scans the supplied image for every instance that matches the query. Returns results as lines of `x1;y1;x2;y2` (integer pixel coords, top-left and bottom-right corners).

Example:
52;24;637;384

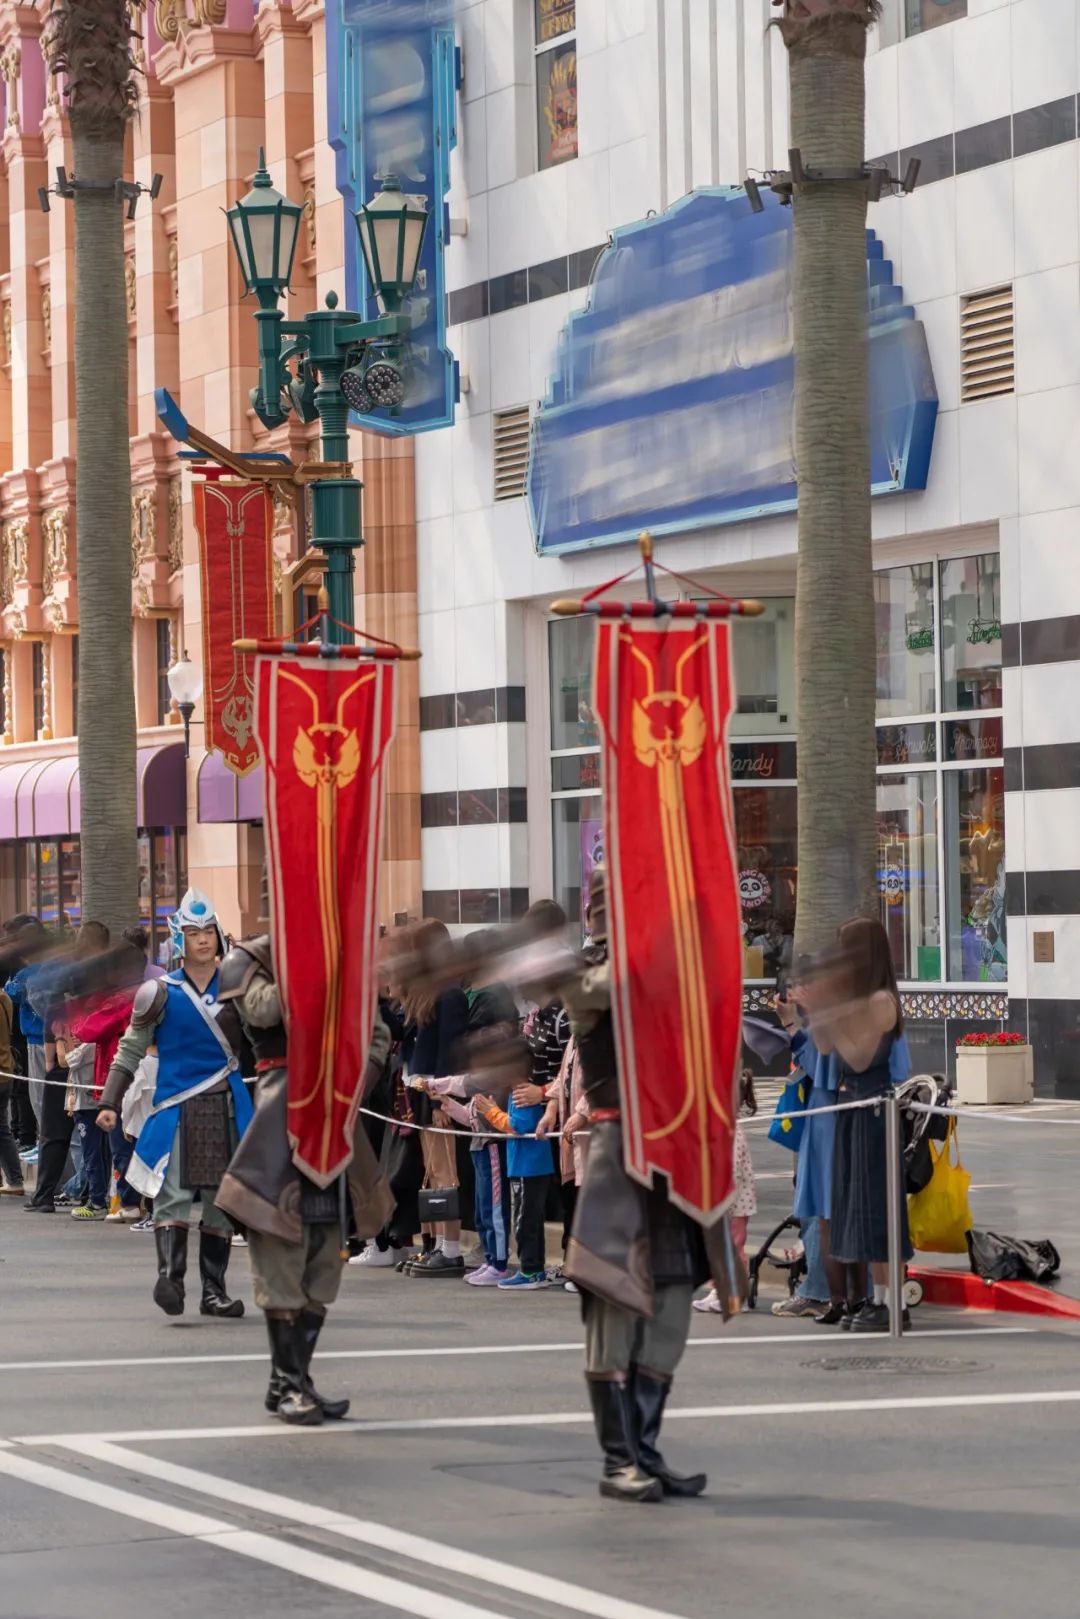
547;551;1003;987
535;1;577;170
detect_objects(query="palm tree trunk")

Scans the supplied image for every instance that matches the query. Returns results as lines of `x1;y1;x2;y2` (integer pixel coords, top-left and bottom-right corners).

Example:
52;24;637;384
72;122;137;936
779;4;879;959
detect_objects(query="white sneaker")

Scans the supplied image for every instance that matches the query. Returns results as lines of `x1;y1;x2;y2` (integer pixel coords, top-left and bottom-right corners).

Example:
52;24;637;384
349;1244;398;1268
231;1233;248;1248
692;1287;722;1315
564;1280;579;1294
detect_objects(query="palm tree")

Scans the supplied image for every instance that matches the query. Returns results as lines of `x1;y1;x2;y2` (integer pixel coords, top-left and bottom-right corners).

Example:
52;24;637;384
44;0;139;936
776;0;881;958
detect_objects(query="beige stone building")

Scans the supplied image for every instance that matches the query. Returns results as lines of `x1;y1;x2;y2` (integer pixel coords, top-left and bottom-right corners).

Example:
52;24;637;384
0;0;420;952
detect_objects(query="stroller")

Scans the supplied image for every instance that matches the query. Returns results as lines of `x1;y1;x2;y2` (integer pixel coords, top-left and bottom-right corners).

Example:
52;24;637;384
746;1214;807;1310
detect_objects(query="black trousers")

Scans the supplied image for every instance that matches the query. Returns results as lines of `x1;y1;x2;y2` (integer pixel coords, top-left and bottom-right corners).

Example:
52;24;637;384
11;1077;36;1147
0;1082;24;1188
511;1174;551;1275
31;1071;74;1208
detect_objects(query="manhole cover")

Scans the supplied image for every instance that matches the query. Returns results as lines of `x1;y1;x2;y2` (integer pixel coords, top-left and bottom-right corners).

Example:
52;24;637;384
805;1355;981;1375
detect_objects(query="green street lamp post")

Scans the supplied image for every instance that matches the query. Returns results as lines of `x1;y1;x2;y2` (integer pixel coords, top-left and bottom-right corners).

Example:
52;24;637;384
226;154;429;645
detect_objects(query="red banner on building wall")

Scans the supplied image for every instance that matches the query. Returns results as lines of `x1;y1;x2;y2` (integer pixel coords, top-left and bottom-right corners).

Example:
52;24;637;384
256;653;398;1187
593;620;743;1222
194;479;275;776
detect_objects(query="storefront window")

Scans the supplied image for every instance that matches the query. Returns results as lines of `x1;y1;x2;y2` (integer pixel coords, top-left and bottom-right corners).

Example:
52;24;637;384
945;766;1006;983
548;552;1003;986
731;599;795;736
875;562;935;718
38;841;59;924
905;0;966;35
137;833;152;929
552;793;601;930
59;839;81;927
535;0;577;170
941;554;1002;712
153;829;179;939
549;617;598;750
734;787;796;981
876;774;939;982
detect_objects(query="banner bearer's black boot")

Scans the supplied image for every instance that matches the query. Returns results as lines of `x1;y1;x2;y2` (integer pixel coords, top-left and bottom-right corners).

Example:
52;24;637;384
198;1229;245;1318
586;1377;662;1503
299;1308;350;1420
265;1315;323;1425
632;1367;706;1498
152;1224;188;1317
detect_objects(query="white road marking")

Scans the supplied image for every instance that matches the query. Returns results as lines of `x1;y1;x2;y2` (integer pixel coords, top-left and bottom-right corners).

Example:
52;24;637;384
15;1370;1075;1447
68;1440;686;1619
0;1447;518;1619
0;1322;1032;1375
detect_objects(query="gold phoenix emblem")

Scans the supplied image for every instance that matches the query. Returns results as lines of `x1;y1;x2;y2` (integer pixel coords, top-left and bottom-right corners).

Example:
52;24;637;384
293;723;362;789
278;667;377;1169
632;692;707;769
623;633;731;1208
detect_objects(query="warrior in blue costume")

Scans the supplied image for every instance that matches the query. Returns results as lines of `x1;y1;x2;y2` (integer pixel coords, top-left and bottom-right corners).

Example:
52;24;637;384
97;889;254;1319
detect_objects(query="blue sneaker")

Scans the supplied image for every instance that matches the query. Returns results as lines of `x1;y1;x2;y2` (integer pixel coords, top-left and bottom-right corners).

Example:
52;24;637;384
497;1270;549;1291
19;1147;39;1165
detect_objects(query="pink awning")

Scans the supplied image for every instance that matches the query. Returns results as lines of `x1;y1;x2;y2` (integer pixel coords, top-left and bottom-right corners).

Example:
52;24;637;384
0;743;186;839
197;753;264;823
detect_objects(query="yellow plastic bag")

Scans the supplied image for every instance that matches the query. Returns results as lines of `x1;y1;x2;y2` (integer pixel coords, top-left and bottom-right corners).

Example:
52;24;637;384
907;1119;972;1254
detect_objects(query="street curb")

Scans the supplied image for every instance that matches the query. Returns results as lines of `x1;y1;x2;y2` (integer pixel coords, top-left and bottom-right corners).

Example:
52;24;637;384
910;1265;1080;1320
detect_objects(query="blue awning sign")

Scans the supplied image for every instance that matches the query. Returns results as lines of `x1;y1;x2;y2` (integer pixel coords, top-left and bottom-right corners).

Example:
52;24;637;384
527;187;938;554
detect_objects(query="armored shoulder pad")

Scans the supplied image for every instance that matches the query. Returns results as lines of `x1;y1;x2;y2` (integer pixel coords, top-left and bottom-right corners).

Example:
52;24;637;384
131;977;168;1028
217;937;273;1003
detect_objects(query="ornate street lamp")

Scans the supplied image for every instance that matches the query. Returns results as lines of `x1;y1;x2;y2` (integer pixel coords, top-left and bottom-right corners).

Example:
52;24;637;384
224;161;430;645
355;177;429;314
226;151;304;310
167;651;203;758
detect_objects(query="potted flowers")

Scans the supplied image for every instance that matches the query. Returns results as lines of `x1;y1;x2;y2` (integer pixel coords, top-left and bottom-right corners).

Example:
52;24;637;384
955;1031;1034;1107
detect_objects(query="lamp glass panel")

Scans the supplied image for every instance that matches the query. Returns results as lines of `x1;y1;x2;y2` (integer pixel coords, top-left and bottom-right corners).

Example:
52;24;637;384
372;211;405;287
228;210;251;282
246;210;283;283
167;658;203;705
400;213;426;286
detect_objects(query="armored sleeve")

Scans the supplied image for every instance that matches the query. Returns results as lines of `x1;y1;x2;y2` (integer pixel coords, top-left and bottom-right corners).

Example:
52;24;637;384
240;973;281;1030
560;958;611;1039
100;980;166;1109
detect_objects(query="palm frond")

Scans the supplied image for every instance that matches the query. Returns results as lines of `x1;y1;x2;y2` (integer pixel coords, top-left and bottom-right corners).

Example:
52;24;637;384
43;0;140;134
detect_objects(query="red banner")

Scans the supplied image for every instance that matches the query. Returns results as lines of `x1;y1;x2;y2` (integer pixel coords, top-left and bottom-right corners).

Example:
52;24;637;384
256;654;398;1186
195;480;275;775
593;620;742;1222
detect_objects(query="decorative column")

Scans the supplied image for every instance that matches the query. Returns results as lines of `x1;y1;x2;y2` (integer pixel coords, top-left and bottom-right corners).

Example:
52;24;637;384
155;4;267;937
36;29;78;649
1;4;49;473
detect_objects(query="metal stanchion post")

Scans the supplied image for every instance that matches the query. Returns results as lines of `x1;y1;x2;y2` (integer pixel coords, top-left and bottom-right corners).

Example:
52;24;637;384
884;1091;905;1342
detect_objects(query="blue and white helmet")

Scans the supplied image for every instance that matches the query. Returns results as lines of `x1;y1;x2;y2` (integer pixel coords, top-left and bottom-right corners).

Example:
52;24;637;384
168;887;226;961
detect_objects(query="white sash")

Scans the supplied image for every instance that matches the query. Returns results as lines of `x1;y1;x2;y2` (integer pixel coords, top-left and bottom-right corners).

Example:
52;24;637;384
146;978;239;1118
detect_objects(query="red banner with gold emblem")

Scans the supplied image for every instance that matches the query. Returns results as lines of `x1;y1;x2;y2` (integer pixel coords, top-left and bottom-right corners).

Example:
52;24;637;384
194;479;275;776
593;620;742;1222
256;654;398;1186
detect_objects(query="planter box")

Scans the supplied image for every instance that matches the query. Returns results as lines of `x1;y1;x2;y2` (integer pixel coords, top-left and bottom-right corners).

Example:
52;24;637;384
955;1045;1034;1107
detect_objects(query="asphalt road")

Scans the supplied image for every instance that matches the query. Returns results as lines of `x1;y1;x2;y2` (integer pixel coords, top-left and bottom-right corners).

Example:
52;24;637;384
3;1111;1080;1619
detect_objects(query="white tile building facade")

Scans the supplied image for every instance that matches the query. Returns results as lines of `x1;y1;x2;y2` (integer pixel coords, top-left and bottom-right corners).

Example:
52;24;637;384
416;0;1080;1089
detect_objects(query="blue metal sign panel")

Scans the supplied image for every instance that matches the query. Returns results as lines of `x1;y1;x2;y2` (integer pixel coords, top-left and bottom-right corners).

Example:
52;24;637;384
326;0;458;435
527;188;938;554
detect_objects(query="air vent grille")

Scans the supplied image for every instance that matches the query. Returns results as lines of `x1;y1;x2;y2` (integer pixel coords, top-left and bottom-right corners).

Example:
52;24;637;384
493;405;532;501
961;285;1014;403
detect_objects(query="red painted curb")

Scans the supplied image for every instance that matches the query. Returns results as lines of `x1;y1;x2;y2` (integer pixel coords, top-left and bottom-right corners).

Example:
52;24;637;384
910;1264;1080;1320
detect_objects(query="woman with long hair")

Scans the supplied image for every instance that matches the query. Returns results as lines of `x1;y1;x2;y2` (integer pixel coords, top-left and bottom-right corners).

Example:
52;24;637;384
396;919;471;1277
798;917;911;1334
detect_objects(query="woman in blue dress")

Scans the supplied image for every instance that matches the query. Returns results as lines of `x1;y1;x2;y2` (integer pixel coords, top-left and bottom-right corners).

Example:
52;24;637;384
793;918;912;1334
